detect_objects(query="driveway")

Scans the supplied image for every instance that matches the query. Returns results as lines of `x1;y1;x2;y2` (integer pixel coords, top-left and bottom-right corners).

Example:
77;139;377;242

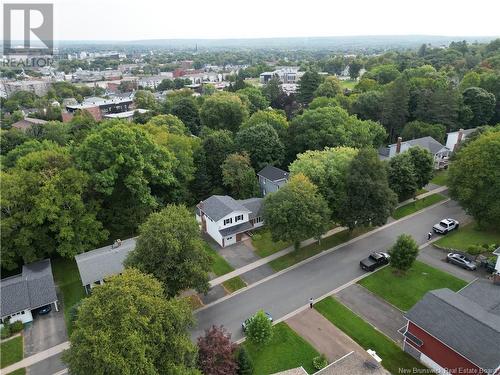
192;199;469;341
335;284;406;344
24;298;67;357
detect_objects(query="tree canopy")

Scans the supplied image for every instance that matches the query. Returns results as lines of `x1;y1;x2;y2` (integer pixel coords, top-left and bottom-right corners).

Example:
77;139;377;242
222;153;260;199
200;92;249;132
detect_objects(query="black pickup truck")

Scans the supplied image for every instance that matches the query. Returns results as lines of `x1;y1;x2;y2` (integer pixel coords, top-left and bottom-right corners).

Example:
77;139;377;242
360;252;391;271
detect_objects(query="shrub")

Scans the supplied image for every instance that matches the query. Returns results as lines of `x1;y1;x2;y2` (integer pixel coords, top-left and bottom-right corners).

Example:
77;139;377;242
389;234;419;272
313;354;328;370
10;320;24;334
467;245;484;256
245;310;273;345
236;346;254;375
0;325;11;339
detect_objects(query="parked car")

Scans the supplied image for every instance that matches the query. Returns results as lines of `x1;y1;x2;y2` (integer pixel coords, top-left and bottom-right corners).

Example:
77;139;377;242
360;252;390;272
433;218;459;234
242;312;273;331
446;253;477;270
37;305;52;315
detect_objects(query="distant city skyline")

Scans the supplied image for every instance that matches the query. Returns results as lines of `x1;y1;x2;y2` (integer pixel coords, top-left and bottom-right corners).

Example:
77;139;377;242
2;0;500;41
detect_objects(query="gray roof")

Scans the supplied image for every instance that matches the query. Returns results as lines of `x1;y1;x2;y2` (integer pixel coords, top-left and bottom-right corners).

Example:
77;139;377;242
447;128;476;137
406;136;448;155
75;238;136;286
1;259;58;318
198;195;250;222
219;221;254;236
405;288;500;370
239;198;263;220
459;279;500;317
258;165;289;182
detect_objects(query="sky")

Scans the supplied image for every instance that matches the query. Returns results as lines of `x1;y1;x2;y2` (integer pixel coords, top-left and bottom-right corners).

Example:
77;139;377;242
2;0;500;41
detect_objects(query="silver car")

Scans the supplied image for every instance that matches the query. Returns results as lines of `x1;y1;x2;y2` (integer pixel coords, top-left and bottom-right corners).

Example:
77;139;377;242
446;253;476;270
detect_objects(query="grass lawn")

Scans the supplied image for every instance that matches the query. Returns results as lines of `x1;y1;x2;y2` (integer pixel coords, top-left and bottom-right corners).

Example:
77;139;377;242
1;336;23;368
269;227;371;272
434;222;500;252
252;229;290;258
315;297;427;374
244;322;319;374
223;277;247;293
393;194;447;219
340;79;358;89
430;170;448;186
358;261;467;311
52;257;86;335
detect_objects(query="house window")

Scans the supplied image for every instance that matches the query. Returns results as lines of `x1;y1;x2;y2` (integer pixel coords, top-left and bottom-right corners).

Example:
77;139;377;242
255;216;263;223
235;214;244;222
227;236;232;240
223;218;233;225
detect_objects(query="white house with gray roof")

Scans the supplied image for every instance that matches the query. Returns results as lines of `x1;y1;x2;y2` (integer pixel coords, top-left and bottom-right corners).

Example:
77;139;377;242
75;238;136;294
0;259;58;324
257;165;289;196
196;195;264;247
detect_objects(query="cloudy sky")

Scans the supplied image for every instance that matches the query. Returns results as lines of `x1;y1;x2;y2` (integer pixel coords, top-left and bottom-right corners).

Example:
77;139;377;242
3;0;500;41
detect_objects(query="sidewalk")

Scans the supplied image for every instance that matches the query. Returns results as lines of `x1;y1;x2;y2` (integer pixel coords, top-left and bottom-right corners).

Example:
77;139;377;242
396;185;448;208
1;341;69;375
209;226;345;287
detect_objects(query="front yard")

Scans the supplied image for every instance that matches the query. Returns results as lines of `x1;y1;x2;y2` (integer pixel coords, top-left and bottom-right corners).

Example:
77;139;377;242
434;221;500;253
1;335;23;369
252;229;290;258
392;194;446;219
52;257;87;335
204;242;246;293
314;297;427;374
244;322;319;374
358;261;467;311
430;170;448;186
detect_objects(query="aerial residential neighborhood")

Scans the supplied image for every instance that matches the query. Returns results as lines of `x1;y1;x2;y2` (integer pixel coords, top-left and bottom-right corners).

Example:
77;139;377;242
1;1;500;375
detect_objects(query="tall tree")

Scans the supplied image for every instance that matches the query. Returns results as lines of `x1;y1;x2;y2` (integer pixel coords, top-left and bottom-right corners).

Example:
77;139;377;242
201;129;235;189
200;92;249;132
263;174;331;250
352;90;384;122
381;77;410;140
401;121;446;143
314;76;342;98
237;87;270;114
146;114;189;135
262;77;286;109
388;153;418;201
222;153;259;199
134;90;159;111
462;87;496;127
339;148;397;230
389;234;419;272
1;148;107;270
297;71;322;105
125;205;211;297
197;326;238;375
448;130;500;228
235;123;284;170
171;96;201;135
241;109;288;140
407;146;434;189
63;269;200;375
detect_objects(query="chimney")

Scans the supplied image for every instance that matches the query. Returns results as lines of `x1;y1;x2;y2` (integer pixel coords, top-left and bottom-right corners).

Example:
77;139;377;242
454;129;464;152
396;137;402;154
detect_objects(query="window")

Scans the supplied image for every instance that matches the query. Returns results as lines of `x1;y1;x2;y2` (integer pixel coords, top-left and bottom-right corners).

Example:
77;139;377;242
227;236;232;240
255;216;263;223
235;214;244;222
223;218;233;225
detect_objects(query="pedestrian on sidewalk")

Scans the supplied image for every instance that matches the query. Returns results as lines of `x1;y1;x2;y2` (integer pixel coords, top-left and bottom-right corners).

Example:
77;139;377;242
427;231;432;240
309;298;314;309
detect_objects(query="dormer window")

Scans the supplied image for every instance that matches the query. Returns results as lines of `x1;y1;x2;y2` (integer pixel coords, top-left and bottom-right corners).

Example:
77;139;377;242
223;218;233;225
235;214;244;222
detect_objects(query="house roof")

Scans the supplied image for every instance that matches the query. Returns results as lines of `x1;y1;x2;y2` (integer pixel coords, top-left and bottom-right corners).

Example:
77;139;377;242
198;195;250;222
0;259;58;318
405;288;500;370
315;352;388;375
406;136;448;154
219;221;254;237
75;238;136;286
447;128;476;137
239;198;263;220
258;165;289;182
458;279;500;316
11;117;47;130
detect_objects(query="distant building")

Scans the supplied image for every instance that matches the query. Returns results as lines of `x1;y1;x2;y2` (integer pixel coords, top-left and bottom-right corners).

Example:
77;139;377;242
257;165;289;196
75;238;137;294
72;69;122;83
0;260;59;324
63;96;134;122
103;108;149;122
260;67;303;84
446;128;476;152
1;79;51;97
379;136;451;169
196;195;264;247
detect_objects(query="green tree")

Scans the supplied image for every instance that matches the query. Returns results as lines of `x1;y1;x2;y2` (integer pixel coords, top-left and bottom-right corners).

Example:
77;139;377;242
222;153;259;199
388;153;418;201
314;76;342;98
462;87;496;127
401;121;446;143
146;114;188;135
407;146;434;189
1;147;107;270
349;60;363;80
201;129;235;189
352;90;384;122
126;205;211;297
200;92;249;132
0;128;29;155
297;71;322;105
367;64;400;84
236;347;254;375
263;174;331;250
381;77;410;139
289;147;358;223
262;77;286;109
63;268;200;375
171;96;201;135
339;148;397;230
235;123;284;170
237;87;270;114
134;89;158;111
75;122;176;237
459;72;481;91
448;130;500;228
245;310;273;345
389;234;419;272
241;109;288;140
288;106;387;160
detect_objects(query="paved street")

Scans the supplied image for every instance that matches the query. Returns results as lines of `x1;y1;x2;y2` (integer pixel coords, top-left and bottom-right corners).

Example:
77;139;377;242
192;199;469;341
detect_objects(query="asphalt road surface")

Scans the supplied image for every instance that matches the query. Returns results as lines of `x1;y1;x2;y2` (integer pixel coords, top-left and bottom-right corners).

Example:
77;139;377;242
192;199;469;341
